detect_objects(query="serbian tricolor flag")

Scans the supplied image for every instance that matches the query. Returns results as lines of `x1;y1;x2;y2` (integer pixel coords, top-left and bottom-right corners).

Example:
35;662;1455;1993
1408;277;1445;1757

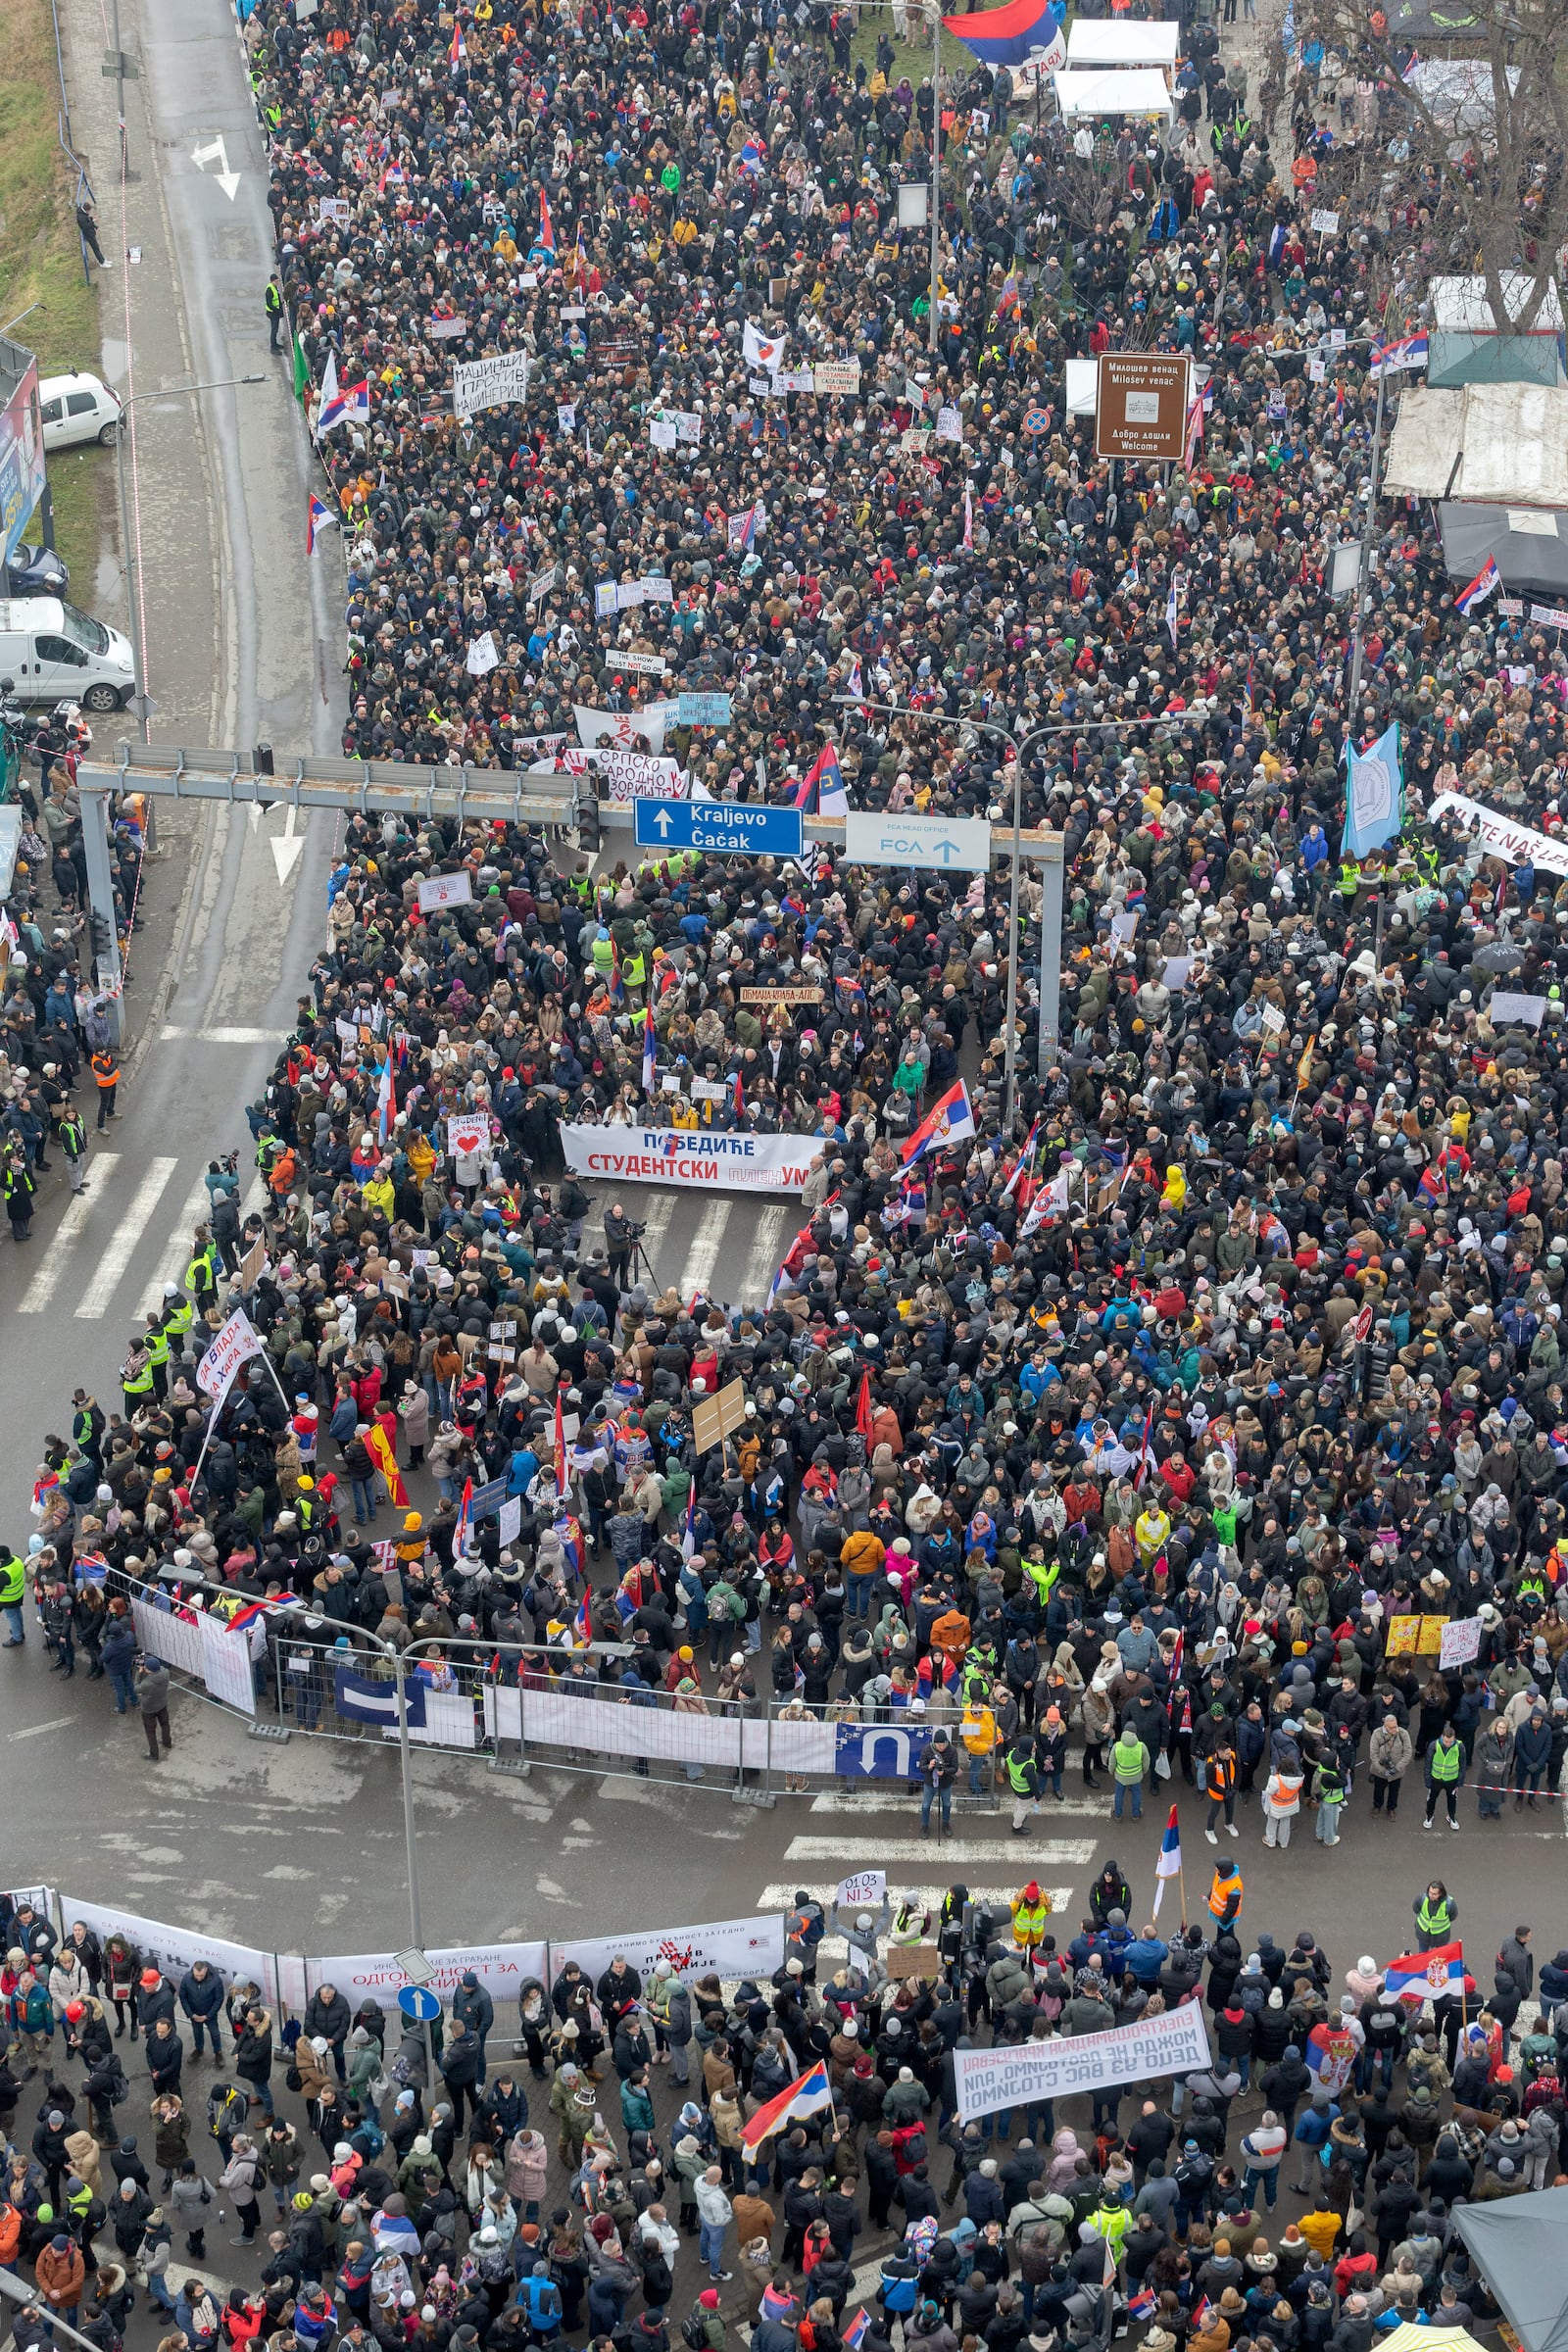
557;1515;585;1583
844;2316;870;2351
536;188;557;262
740;2059;833;2154
792;743;849;817
575;1589;592;1644
1191;2299;1214;2333
941;0;1058;64
681;1483;699;1562
453;1475;474;1559
1001;1117;1040;1200
767;1199;833;1307
306;494;337;555
375;1055;396;1144
449;17;466;65
900;1078;976;1166
1454;555;1500;615
642;1001;657;1095
1152;1803;1181;1918
1128;2291;1157;2323
317;378;369;434
1384;1941;1464;2002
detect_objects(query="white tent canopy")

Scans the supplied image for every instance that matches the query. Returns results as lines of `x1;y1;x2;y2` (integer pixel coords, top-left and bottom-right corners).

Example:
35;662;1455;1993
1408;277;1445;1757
1065;20;1179;70
1054;66;1173;119
1383;381;1568;508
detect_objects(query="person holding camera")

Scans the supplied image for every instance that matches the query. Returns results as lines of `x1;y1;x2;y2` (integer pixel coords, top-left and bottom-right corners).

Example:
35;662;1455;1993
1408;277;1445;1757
604;1199;643;1289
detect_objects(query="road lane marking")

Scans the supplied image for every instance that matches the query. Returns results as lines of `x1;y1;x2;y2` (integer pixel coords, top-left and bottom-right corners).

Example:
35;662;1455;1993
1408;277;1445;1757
15;1157;122;1313
74;1156;179;1318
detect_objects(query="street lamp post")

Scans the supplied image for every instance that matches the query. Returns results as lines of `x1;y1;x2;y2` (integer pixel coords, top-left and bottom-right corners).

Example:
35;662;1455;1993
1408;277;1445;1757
832;697;1200;1125
927;1;943;353
112;373;266;743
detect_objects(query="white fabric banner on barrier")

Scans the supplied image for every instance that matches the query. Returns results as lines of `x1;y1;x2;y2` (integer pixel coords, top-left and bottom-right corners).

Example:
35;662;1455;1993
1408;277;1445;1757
560;1125;823;1195
553;1913;784;1984
61;1893;278;2010
131;1596;206;1680
200;1614;257;1716
485;1686;836;1773
405;1688;477;1749
955;1998;1212;2122
302;1941;548;2008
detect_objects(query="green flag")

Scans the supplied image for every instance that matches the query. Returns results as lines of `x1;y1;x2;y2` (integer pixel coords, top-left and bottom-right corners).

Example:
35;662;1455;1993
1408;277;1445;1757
291;331;309;408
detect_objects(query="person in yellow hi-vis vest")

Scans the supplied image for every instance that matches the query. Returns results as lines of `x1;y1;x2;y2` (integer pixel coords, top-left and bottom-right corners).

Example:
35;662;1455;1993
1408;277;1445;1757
1011;1881;1052;1959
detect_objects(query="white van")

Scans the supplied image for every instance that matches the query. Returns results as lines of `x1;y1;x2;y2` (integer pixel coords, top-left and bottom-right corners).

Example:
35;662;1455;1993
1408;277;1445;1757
0;598;137;712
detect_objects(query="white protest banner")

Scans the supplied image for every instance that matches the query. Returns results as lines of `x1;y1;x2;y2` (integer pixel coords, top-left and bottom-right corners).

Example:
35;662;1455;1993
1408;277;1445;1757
1163;957;1193;989
302;1941;548;2009
196;1307;265;1401
956;1998;1212;2122
611;649;668;676
835;1870;887;1911
316;197;352;226
813;361;861;394
552;1914;784;1984
61;1894;278;2009
447;1111;491;1162
1309;359;1327;383
200;1612;257;1716
1260;1001;1287;1035
650;416;678;449
640;576;674;605
1488;990;1547;1026
527;563;560;604
597;749;684;803
673;412;702;444
131;1594;206;1679
1440;1617;1483;1671
562;1124;823;1195
901;427;934;454
595;583;618;620
466;632;499;676
1109;909;1140;946
452;350;531;420
575;704;669;755
1429;791;1568;879
417;869;474;913
558;403;576;433
498;1495;522;1547
427;314;467;340
1310;207;1341;232
774;368;815;393
1532;605;1568;630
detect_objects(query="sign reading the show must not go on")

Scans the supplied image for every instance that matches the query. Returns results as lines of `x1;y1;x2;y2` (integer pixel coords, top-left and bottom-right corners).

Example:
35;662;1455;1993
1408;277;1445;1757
1095;351;1191;463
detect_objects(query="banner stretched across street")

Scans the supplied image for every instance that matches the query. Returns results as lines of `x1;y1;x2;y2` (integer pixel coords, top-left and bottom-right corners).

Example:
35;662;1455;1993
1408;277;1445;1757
560;1124;823;1193
954;1997;1213;2122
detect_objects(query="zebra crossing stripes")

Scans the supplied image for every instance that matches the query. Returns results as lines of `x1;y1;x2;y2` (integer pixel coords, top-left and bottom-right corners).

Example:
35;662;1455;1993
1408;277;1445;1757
15;1156;122;1313
780;1836;1100;1869
810;1791;1111;1819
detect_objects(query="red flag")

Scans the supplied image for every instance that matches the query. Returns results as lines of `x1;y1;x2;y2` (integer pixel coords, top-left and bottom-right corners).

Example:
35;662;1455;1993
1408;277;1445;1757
856;1369;874;1440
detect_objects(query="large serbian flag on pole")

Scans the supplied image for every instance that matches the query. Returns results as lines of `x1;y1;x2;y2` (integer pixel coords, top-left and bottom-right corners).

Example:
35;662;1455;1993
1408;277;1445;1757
943;0;1063;65
900;1078;977;1166
1384;1942;1464;2002
740;2060;834;2154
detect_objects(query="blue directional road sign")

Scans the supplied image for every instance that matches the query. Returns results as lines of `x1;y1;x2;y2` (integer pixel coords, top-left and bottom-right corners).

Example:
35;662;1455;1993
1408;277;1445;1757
398;1984;442;2022
635;798;803;858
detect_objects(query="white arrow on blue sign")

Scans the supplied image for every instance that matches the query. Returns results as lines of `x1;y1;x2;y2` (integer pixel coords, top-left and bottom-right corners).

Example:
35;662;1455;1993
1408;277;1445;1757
634;800;803;858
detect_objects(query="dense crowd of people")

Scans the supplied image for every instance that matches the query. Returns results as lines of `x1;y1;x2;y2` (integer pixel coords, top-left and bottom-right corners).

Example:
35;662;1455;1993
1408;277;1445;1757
1;1868;1561;2352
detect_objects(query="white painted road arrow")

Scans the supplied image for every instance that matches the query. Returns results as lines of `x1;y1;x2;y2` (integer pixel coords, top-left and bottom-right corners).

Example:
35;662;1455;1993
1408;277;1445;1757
270;803;305;884
192;134;241;201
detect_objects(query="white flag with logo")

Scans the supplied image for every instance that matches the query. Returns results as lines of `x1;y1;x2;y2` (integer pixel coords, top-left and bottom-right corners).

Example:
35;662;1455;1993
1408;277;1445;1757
196;1307;265;1402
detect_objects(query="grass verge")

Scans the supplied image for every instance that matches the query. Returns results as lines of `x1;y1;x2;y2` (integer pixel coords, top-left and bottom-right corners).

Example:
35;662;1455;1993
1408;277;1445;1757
0;0;107;586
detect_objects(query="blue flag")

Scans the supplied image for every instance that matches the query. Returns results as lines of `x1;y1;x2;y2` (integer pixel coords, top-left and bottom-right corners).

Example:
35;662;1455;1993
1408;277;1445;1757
334;1668;426;1728
1342;720;1403;858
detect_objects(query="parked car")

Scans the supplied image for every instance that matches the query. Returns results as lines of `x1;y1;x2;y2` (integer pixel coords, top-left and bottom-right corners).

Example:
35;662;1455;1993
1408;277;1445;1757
0;596;137;711
37;370;122;450
4;545;70;600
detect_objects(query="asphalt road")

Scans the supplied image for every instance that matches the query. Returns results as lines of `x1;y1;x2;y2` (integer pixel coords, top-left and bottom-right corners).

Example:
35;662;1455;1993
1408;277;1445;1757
6;0;1562;2279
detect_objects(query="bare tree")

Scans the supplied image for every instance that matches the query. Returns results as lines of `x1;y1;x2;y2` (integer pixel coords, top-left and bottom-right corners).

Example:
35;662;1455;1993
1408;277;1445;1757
1318;0;1568;333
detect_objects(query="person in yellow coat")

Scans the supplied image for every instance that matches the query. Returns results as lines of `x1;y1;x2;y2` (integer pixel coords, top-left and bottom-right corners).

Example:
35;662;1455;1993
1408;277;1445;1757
958;1694;998;1796
1010;1880;1052;1958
